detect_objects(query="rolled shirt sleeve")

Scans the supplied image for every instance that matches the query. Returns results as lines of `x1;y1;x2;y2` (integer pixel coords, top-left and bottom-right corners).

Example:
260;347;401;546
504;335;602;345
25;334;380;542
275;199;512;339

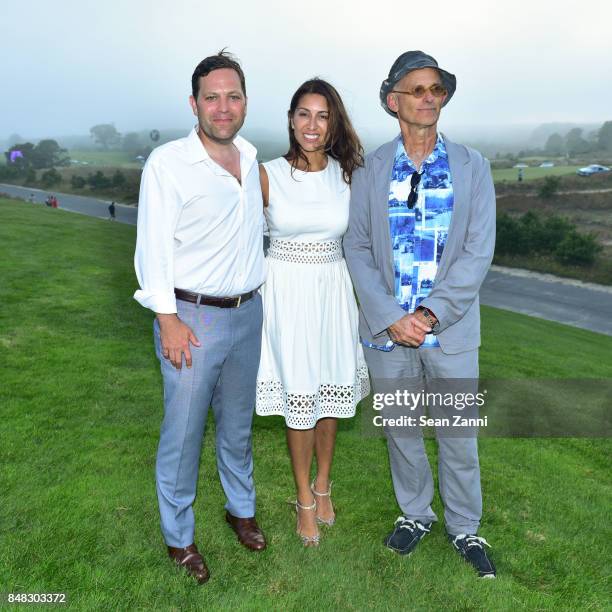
133;157;182;314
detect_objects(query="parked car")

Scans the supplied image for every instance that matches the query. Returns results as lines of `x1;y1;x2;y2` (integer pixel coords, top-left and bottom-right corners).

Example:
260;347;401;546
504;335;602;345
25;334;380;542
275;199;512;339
513;163;528;168
539;161;555;167
577;164;610;176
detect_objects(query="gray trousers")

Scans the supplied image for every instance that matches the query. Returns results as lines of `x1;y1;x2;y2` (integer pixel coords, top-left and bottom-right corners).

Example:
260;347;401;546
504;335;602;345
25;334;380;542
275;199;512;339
365;345;482;535
153;294;263;548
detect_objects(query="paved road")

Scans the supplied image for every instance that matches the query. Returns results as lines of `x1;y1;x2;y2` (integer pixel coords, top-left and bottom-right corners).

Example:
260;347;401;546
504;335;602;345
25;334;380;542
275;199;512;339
2;183;611;336
0;183;137;224
481;267;612;336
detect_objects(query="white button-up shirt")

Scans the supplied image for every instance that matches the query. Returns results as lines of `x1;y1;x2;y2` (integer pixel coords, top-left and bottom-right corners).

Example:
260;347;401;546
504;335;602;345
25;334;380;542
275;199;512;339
133;127;266;313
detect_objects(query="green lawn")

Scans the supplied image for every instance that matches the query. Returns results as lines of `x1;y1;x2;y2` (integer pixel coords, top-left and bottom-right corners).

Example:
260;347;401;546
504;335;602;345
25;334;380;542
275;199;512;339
491;165;581;183
68;149;143;169
1;198;610;610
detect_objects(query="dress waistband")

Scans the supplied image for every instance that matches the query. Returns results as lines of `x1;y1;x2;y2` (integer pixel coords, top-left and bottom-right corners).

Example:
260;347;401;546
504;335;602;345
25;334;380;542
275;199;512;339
267;239;344;264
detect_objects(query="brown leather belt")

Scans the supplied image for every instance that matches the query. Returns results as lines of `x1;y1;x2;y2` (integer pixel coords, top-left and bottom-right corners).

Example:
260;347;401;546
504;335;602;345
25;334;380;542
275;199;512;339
174;288;255;308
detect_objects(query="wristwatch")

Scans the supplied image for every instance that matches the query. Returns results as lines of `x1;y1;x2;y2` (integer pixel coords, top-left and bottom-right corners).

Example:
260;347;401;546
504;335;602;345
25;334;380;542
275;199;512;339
418;307;440;333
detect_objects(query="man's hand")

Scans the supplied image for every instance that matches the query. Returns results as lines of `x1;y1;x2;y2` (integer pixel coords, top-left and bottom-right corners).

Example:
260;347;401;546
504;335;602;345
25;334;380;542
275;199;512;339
157;314;201;369
388;314;431;348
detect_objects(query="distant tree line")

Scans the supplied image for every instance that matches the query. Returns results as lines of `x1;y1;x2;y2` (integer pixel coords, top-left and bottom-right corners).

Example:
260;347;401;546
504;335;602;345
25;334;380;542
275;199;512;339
90;123;152;159
0;139;70;184
495;121;612;161
502;121;612;159
496;211;602;266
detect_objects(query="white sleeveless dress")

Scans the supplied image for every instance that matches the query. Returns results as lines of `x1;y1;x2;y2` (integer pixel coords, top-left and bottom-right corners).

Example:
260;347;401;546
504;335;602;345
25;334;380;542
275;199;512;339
256;157;370;429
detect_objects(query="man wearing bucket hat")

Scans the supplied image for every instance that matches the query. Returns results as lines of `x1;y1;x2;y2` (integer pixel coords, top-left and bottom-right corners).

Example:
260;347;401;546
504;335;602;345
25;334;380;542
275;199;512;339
344;51;496;578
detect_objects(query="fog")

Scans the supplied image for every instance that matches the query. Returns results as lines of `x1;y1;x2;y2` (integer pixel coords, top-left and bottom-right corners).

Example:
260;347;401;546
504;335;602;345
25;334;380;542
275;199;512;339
2;0;611;150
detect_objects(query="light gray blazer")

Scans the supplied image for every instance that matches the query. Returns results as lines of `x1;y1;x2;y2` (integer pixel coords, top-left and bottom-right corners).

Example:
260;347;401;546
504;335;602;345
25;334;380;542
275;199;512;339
343;134;496;355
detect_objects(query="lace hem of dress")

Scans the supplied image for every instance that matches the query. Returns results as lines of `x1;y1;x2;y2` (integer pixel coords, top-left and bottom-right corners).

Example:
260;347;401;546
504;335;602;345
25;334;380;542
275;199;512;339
267;238;344;264
256;364;370;429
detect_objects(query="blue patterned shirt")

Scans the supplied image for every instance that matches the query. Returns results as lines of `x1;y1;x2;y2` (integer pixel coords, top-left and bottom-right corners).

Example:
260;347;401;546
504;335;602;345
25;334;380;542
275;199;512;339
388;134;454;348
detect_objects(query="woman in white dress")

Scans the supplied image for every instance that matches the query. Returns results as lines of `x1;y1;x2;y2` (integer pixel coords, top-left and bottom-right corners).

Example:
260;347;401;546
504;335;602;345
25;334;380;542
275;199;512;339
256;79;369;546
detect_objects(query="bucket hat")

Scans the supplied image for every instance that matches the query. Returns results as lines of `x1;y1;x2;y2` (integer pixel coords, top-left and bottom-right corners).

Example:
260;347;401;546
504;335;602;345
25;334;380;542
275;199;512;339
380;50;456;117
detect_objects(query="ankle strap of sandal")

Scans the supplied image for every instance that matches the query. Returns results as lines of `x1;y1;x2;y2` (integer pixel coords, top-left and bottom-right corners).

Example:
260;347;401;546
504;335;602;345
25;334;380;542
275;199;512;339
295;499;316;511
311;480;333;497
288;497;317;511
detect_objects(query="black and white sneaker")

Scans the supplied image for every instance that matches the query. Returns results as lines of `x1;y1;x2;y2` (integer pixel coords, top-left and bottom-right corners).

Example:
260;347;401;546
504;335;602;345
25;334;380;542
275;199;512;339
384;516;432;555
448;533;497;578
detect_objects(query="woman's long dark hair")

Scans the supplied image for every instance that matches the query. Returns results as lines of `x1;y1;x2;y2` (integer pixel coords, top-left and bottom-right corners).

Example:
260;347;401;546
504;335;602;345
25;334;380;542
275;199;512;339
285;78;363;184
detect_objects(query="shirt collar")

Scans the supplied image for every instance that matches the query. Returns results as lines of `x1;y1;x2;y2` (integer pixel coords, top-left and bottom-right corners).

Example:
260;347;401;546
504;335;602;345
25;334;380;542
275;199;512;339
185;126;258;165
395;133;446;169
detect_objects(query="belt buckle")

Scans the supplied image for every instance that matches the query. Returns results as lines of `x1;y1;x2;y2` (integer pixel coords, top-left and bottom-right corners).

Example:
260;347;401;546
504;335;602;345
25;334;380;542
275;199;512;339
236;294;242;308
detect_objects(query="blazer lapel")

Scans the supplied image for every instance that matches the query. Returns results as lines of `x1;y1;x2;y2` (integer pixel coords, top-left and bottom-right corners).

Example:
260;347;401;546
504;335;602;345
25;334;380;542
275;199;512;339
439;135;471;275
372;140;397;291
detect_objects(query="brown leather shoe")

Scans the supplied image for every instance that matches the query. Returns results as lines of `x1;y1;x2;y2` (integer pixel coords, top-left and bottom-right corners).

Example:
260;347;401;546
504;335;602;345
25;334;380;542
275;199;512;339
225;512;267;551
167;543;210;584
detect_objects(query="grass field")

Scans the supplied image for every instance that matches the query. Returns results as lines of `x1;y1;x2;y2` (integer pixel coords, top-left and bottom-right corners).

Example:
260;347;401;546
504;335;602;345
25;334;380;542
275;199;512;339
1;198;611;610
491;165;581;183
69;149;144;169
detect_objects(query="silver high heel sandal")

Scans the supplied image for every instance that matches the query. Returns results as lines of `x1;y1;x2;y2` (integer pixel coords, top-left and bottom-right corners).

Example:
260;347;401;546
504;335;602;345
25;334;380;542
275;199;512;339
289;499;320;546
311;480;336;526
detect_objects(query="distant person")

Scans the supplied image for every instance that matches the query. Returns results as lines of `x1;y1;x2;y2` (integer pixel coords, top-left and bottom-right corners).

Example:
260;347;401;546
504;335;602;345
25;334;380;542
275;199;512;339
344;50;497;578
45;196;52;207
133;51;266;585
518;167;524;182
51;196;58;208
29;193;35;203
255;79;369;546
108;201;116;221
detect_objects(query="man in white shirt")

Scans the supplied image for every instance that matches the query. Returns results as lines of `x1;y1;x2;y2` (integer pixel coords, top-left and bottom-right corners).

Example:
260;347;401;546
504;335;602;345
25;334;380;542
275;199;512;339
134;51;266;585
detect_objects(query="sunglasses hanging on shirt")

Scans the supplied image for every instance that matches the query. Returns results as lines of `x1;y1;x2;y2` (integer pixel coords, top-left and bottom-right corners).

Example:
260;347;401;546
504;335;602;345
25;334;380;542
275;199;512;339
407;171;422;209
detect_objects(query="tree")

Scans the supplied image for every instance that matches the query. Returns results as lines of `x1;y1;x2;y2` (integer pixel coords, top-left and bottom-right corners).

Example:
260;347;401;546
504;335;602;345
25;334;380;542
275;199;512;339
565;128;590;155
518;210;544;253
41;168;62;188
494;213;522;256
90;124;121;149
31;139;70;169
6;139;68;170
0;164;20;181
111;169;126;188
71;175;86;189
544;133;564;156
122;132;141;153
597;121;612;152
6;142;35;170
585;129;599;149
87;170;111;189
25;168;36;184
538;216;574;253
555;231;602;266
537;176;561;199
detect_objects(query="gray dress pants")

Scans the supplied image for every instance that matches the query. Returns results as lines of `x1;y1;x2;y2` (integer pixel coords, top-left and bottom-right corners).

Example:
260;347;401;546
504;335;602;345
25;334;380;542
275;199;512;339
365;344;482;535
153;294;263;548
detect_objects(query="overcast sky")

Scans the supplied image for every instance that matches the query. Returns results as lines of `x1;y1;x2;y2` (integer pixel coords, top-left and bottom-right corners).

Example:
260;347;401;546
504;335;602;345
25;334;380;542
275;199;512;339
2;0;611;143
